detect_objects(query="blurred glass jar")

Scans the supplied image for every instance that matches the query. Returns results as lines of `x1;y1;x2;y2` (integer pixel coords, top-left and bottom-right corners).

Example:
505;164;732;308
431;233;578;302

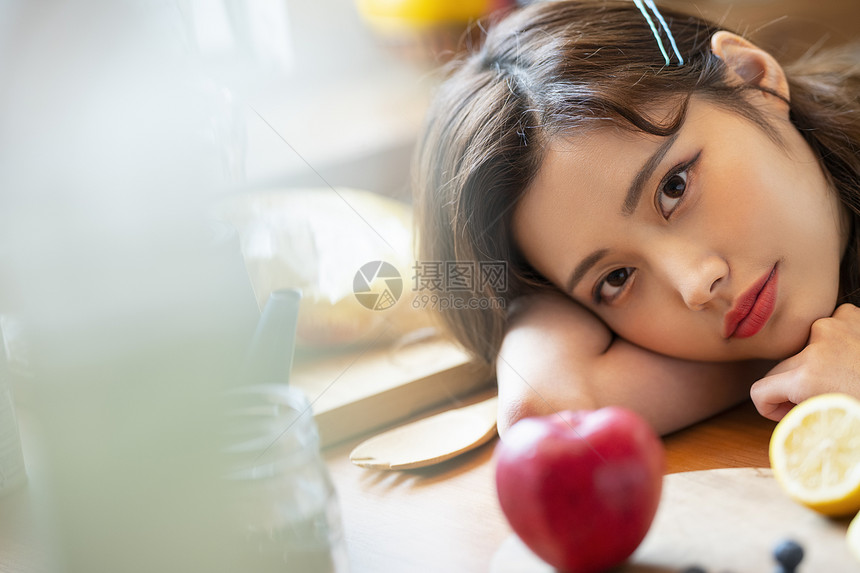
224;384;348;572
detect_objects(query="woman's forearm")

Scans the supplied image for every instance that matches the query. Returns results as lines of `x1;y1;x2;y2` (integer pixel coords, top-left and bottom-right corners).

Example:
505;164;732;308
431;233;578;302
496;292;772;435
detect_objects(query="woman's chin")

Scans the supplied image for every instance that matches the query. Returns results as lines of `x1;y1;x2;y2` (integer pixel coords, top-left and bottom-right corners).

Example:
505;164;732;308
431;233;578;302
723;331;809;363
642;334;808;364
759;331;810;361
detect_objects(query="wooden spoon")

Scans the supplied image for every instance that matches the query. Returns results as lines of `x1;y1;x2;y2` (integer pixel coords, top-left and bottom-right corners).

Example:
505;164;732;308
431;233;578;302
349;395;499;470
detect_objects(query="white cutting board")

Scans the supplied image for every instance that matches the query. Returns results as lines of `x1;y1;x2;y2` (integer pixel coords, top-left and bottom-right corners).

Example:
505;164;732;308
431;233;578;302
492;468;856;572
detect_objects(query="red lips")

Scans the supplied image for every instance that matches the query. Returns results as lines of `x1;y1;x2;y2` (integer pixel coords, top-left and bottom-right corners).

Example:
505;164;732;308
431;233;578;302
724;265;779;339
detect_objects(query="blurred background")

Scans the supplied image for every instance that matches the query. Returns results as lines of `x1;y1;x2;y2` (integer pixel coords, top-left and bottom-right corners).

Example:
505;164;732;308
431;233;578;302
0;1;858;572
245;0;860;201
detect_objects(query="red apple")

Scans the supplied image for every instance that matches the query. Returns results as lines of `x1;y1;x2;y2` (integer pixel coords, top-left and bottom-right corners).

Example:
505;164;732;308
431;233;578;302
494;407;664;573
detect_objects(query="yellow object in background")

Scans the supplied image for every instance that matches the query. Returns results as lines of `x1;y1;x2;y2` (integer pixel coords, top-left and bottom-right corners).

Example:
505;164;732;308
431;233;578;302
354;0;516;63
769;393;860;517
356;0;494;31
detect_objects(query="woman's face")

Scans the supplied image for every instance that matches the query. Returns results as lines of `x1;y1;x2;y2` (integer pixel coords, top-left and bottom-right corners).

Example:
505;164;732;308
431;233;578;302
513;96;848;362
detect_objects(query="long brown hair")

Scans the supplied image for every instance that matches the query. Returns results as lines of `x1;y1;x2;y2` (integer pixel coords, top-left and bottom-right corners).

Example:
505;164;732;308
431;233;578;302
414;0;860;365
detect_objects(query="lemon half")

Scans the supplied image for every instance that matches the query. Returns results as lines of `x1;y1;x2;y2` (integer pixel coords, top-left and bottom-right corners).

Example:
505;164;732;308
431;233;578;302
848;512;860;564
769;393;860;516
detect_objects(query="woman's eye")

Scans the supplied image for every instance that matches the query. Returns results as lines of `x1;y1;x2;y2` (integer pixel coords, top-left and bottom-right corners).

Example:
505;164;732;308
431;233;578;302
594;267;635;304
657;168;688;218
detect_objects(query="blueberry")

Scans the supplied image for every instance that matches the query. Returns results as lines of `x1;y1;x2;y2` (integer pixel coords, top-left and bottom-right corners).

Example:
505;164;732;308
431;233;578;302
773;539;804;570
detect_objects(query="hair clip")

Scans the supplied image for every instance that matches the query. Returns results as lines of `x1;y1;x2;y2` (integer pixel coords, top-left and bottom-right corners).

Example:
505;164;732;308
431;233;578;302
633;0;684;66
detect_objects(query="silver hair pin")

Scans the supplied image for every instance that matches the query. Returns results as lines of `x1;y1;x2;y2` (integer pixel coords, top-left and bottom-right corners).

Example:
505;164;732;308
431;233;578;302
633;0;684;66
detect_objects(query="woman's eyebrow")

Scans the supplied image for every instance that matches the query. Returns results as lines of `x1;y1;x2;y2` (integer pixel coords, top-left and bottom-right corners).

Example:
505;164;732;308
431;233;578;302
565;248;609;294
622;131;681;215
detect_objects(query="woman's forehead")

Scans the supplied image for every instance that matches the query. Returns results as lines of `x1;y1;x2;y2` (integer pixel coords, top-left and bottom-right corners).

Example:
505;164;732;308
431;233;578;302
530;96;704;192
532;128;664;197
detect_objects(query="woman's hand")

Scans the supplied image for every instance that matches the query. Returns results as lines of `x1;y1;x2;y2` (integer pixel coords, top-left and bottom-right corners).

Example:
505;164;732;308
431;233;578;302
751;303;860;421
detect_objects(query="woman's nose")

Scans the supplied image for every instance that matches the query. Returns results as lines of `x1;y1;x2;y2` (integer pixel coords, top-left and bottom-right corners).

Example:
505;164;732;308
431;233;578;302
658;249;729;310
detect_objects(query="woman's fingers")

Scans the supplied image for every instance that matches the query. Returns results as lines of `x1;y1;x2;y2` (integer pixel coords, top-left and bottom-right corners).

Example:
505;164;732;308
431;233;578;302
750;370;801;421
750;303;860;421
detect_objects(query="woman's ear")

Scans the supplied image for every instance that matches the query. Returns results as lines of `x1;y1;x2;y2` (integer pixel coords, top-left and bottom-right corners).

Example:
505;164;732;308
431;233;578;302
710;31;790;104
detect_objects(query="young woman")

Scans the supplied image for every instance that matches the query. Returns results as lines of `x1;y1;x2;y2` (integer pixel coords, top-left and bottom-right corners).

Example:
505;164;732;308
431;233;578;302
414;0;860;435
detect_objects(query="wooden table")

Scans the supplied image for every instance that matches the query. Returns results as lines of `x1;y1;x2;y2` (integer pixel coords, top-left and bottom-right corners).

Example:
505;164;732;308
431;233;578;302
325;399;777;572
